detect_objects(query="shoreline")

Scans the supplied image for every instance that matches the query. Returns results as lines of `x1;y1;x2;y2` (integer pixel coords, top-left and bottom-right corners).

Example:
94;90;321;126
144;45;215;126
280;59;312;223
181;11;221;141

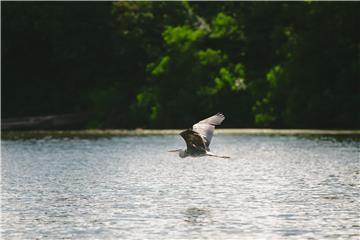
2;129;360;139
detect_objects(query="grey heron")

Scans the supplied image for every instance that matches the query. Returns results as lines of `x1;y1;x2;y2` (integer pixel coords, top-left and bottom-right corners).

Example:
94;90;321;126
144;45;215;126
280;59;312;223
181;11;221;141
169;113;230;158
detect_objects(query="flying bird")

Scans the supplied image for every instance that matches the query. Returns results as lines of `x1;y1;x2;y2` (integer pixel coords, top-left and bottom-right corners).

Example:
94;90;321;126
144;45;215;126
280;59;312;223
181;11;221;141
169;113;230;158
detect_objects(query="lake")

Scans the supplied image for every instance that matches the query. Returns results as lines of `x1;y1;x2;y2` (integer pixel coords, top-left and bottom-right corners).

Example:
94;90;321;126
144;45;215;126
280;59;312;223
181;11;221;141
1;134;359;239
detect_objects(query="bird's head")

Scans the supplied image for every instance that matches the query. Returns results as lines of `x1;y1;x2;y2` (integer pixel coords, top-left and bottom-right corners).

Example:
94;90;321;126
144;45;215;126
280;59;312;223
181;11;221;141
168;149;188;158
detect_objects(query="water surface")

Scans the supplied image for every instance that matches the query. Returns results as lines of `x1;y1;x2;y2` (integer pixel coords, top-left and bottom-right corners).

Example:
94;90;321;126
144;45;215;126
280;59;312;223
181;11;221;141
1;135;359;239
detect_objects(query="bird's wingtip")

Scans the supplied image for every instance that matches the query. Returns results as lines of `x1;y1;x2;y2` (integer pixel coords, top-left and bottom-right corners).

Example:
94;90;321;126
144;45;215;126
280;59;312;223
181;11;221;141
216;112;225;120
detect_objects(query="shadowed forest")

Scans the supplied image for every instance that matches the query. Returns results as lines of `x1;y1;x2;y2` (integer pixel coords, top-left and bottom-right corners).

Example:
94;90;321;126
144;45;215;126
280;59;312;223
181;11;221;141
2;2;359;129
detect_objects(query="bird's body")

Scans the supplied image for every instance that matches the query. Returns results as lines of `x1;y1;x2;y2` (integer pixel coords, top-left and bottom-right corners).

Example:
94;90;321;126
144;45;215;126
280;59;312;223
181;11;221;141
169;113;230;159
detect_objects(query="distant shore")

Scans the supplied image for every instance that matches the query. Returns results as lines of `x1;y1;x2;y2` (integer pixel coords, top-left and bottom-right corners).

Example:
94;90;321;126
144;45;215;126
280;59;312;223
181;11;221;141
2;129;360;139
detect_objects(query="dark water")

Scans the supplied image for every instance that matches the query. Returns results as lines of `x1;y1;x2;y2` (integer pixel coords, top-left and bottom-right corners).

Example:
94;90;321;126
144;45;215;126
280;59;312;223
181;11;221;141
1;135;359;239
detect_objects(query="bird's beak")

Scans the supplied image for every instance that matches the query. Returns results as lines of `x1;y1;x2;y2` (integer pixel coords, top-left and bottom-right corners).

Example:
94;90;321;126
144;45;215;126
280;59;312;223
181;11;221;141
168;149;181;152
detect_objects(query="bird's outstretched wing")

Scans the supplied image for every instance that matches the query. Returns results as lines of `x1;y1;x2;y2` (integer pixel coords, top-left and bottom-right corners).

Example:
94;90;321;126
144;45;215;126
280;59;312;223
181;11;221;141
180;129;207;153
192;113;225;148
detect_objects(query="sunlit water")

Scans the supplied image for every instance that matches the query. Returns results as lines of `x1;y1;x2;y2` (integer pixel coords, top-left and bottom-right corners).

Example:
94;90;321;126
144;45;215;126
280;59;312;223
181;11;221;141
1;135;359;239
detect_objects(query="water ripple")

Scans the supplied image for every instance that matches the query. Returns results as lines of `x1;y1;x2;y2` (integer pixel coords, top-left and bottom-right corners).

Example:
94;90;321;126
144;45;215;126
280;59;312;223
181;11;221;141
1;135;359;239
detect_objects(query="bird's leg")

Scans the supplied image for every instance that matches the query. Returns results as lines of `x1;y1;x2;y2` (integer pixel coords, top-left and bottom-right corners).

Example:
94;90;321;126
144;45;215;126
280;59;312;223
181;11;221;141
168;149;182;152
206;152;230;159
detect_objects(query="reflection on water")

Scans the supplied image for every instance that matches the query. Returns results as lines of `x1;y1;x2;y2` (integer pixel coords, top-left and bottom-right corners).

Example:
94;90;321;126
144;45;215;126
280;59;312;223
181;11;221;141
1;135;360;239
184;207;212;225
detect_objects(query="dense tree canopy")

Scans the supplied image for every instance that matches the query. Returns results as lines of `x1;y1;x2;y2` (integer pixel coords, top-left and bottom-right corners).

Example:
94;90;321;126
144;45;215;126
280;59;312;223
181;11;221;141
2;2;359;129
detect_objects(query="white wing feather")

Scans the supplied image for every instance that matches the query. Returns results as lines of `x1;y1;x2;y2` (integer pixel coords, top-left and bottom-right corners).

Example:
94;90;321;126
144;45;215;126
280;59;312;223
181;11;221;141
192;113;225;148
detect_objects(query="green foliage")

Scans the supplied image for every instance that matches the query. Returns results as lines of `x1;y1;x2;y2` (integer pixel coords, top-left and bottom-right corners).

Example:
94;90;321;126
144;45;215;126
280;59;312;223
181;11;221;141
137;8;249;127
255;113;276;127
150;56;170;77
266;65;283;89
214;64;246;92
130;88;160;127
197;49;227;65
211;12;237;38
163;26;206;52
252;65;284;127
2;2;359;129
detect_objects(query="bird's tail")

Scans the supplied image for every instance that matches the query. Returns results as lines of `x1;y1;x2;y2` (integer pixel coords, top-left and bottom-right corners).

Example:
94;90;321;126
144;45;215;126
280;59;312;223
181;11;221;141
206;152;230;159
